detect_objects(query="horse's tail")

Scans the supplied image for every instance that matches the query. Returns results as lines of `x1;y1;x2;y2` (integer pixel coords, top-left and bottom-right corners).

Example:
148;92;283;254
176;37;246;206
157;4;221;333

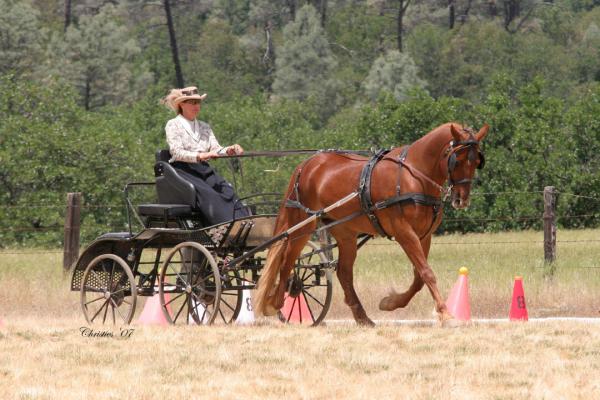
254;163;305;316
254;239;287;316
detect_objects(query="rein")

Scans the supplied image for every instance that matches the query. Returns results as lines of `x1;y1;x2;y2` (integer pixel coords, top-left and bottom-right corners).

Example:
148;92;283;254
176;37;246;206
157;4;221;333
217;149;371;158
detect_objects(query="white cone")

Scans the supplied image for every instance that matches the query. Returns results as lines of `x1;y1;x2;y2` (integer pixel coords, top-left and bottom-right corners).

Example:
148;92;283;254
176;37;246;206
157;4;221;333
235;284;255;325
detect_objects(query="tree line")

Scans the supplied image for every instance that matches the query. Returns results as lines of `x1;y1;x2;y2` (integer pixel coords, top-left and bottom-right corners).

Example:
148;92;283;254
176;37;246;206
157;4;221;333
0;0;599;246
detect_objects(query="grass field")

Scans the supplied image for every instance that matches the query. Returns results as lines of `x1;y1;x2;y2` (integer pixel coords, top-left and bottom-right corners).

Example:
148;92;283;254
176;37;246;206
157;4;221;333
1;229;600;399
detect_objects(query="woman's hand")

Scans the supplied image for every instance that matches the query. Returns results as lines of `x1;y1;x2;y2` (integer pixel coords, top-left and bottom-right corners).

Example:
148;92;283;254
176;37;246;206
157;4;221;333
226;144;244;155
196;151;219;162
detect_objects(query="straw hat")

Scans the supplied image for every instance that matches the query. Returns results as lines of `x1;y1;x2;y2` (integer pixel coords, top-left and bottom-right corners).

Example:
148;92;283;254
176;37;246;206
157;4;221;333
161;86;207;112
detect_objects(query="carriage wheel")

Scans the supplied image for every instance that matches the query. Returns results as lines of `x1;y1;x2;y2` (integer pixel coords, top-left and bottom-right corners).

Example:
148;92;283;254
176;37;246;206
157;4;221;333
158;242;221;325
80;254;137;325
278;240;333;326
212;269;244;325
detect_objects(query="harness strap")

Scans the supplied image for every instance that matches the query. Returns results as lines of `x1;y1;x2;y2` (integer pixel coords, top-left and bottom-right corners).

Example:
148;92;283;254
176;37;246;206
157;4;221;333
358;149;391;238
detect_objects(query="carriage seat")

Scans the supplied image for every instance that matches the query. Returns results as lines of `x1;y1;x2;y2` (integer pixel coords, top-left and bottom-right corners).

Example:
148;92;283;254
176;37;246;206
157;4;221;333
137;204;193;218
153;150;196;207
99;232;134;240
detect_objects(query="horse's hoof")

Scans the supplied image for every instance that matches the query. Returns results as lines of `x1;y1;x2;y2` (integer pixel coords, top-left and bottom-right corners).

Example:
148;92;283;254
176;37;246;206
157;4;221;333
441;318;469;328
263;304;279;316
378;297;395;311
357;318;376;327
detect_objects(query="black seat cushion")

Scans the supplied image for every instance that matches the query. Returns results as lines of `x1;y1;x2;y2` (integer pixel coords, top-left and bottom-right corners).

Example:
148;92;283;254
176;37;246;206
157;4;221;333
99;232;134;240
138;204;193;218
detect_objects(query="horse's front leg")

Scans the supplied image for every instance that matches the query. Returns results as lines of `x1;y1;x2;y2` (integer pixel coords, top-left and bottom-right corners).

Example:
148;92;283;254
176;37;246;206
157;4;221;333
330;228;375;327
393;231;453;323
379;235;430;311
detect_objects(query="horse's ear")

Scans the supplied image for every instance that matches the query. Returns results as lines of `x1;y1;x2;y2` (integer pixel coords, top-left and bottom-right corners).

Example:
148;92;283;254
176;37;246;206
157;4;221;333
475;124;490;142
450;124;462;142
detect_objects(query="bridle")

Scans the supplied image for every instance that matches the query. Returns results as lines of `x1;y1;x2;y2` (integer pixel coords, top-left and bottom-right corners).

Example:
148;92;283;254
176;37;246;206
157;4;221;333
445;136;485;187
396;134;485;202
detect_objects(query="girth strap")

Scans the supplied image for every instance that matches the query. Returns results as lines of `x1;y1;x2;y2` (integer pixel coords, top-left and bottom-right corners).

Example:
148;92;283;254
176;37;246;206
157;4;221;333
358;149;392;238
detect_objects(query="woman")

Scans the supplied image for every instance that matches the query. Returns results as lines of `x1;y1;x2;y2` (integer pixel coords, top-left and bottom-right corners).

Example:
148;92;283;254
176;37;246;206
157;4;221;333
161;86;250;225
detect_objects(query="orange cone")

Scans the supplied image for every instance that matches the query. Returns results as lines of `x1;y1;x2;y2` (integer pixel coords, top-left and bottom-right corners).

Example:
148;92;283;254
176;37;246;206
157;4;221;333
280;292;313;324
445;267;471;321
138;293;172;326
509;276;528;321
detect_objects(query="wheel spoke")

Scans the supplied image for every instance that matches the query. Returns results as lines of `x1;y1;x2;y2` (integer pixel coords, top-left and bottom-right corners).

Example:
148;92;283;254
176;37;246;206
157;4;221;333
300;266;310;281
82;285;104;293
164;291;185;307
218;308;227;323
108;261;116;290
301;270;315;283
110;298;127;322
172;294;188;323
286;295;299;323
220;297;236;312
102;298;109;324
111;287;127;296
302;292;316;322
302;289;325;308
84;295;106;306
90;299;109;322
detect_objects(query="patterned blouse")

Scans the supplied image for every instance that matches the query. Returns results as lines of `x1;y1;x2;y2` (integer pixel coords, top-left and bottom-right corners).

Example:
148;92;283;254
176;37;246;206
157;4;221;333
165;114;224;163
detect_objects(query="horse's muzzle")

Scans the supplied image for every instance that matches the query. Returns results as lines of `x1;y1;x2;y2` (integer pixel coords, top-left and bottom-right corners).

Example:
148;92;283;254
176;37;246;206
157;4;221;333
452;198;470;209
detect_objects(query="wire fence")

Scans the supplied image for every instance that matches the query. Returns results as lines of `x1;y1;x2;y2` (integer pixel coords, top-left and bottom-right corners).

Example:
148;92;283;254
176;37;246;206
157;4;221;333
2;190;600;255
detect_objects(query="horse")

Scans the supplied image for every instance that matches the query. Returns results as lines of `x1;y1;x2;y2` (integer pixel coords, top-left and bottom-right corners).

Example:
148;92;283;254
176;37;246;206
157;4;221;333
254;122;489;325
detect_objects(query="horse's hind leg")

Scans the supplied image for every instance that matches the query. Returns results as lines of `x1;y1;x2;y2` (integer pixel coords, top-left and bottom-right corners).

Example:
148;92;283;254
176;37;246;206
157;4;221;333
330;228;375;327
379;236;430;311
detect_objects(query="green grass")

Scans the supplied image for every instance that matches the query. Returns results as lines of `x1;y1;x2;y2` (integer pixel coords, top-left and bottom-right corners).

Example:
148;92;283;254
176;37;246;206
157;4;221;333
1;229;599;321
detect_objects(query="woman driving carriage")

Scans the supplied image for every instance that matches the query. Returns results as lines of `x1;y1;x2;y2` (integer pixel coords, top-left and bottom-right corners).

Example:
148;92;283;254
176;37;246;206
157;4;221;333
161;86;251;225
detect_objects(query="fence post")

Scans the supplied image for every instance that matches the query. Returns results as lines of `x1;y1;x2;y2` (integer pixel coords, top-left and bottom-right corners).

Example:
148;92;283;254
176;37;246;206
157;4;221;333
63;192;82;271
543;186;557;263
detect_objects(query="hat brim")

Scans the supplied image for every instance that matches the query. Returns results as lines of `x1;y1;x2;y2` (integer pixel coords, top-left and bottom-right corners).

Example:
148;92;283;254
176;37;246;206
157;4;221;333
175;93;207;104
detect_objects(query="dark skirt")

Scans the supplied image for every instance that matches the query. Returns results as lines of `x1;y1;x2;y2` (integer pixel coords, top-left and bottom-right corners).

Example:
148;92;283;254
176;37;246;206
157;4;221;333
171;161;251;226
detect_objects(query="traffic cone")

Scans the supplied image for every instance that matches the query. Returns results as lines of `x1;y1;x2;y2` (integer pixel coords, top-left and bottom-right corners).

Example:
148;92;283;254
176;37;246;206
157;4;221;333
509;276;528;321
138;293;171;326
445;267;471;321
235;283;255;325
280;292;313;324
189;298;209;324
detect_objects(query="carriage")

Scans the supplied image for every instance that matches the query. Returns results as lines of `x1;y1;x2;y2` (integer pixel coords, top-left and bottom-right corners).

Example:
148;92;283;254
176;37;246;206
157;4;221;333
70;150;336;326
72;123;489;327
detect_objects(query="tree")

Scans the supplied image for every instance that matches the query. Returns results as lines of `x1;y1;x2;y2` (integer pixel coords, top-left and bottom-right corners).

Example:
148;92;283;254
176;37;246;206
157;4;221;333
396;0;411;52
271;5;338;118
362;50;427;102
45;4;152;110
0;0;45;77
163;0;184;87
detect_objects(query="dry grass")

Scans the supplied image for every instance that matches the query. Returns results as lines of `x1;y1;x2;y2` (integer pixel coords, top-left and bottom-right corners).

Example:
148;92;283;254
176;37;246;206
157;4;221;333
1;230;600;399
1;317;600;399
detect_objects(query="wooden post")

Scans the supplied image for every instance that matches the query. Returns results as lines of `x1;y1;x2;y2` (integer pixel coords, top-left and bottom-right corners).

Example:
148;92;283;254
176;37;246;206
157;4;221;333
543;186;557;263
63;192;82;271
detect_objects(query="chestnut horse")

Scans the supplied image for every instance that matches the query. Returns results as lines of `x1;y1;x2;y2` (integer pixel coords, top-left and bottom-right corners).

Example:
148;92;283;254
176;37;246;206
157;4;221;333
255;123;489;325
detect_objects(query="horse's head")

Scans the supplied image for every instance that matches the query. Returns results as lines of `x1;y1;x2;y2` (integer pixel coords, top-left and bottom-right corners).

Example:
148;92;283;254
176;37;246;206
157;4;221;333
444;124;489;209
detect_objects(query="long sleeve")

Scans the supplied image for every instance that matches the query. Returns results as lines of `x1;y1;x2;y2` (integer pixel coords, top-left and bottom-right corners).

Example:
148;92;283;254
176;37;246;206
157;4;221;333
166;119;199;163
206;127;222;153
